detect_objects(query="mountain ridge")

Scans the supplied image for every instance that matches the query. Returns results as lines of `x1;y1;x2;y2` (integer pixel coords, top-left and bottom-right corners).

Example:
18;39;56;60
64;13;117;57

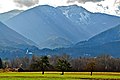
0;10;23;22
5;5;90;49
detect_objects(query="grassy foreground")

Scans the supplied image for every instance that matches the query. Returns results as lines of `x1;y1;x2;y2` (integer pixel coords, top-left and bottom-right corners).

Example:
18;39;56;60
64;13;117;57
0;72;120;80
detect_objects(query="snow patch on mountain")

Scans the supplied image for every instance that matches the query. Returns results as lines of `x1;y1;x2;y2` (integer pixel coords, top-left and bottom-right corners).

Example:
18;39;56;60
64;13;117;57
58;5;120;37
58;5;91;25
5;5;90;49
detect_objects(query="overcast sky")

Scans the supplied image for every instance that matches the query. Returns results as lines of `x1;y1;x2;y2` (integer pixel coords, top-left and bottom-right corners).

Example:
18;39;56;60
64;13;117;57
0;0;120;15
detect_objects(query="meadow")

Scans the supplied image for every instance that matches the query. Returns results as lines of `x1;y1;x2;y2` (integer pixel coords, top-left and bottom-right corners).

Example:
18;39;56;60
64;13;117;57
0;72;120;80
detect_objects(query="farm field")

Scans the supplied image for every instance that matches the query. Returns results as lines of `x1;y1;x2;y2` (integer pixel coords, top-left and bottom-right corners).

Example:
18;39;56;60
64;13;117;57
0;72;120;80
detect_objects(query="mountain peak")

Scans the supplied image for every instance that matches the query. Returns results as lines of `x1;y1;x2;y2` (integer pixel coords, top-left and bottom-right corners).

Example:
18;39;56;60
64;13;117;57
0;10;23;22
4;5;120;49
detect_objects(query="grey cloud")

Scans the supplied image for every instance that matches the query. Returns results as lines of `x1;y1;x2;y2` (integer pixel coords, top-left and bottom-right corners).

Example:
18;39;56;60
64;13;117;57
13;0;39;7
67;0;104;4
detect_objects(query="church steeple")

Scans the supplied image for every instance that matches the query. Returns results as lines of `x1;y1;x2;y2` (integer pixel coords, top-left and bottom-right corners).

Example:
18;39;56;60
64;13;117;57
26;49;29;54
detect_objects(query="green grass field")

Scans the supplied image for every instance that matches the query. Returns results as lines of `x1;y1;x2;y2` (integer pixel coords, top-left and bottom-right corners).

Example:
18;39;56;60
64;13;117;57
0;72;120;80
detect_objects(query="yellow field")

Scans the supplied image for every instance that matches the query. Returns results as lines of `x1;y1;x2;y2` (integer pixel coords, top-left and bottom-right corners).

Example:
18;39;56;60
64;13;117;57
0;72;120;80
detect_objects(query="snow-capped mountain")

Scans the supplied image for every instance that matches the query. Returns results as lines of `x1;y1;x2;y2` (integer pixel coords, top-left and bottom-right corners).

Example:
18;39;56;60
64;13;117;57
58;5;91;25
5;5;90;49
0;4;119;57
58;5;120;36
0;10;23;22
4;5;120;49
0;0;120;17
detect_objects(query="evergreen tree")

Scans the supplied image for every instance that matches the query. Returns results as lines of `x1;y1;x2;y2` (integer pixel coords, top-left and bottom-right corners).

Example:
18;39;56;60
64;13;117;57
30;56;50;74
0;58;3;69
57;59;71;75
41;56;50;74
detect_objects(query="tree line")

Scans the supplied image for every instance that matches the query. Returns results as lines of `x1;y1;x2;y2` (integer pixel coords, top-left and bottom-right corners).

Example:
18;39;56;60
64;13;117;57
0;54;120;75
